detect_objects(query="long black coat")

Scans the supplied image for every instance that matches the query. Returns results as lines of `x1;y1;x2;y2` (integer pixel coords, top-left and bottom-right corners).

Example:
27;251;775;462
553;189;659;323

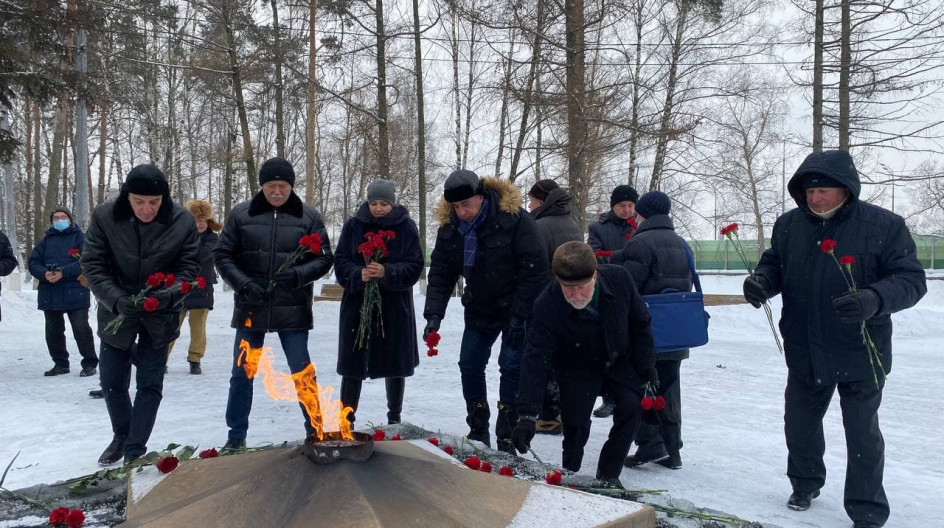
623;214;693;360
587;211;636;265
335;203;424;379
214;191;334;332
0;230;17;322
183;229;219;310
755;153;926;385
425;178;549;331
532;187;582;266
517;265;655;416
28;224;91;312
82;196;201;349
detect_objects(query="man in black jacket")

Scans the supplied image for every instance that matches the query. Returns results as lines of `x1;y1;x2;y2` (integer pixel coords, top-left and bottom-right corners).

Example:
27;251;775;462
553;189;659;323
0;230;18;322
621;191;692;470
214;157;334;451
424;170;548;454
82;164;201;465
744;150;926;528
512;241;657;484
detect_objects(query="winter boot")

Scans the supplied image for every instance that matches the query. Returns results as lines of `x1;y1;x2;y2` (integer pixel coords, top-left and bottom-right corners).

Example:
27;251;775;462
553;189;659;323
385;377;405;425
465;400;491;447
98;435;126;466
44;365;70;376
341;377;363;425
189;361;202;375
787;489;820;511
221;438;246;454
593;398;615;418
495;401;518;455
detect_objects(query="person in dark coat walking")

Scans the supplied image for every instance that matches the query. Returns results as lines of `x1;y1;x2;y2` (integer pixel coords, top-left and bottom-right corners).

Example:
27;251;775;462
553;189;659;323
28;207;98;377
587;184;639;418
423;170;548;453
743;150;926;528
82;164;201;466
512;241;657;484
621;191;692;470
527;179;582;435
335;180;424;425
214;157;334;451
0;230;19;323
167;200;221;375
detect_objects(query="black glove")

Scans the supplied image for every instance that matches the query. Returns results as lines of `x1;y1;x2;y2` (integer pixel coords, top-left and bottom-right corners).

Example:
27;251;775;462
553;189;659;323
241;282;267;305
273;268;297;288
511;416;537;454
833;289;881;323
151;287;175;308
505;316;527;349
115;296;141;317
646;367;660;390
743;276;770;309
423;316;441;340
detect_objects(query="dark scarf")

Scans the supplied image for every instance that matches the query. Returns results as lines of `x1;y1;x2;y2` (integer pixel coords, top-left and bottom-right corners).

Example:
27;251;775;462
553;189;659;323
457;197;490;278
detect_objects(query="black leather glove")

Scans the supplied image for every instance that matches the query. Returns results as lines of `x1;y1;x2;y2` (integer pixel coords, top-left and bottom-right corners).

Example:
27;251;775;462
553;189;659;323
743;276;770;309
241;282;267;305
423;316;441;340
511;416;537;454
115;296;141;317
273;268;297;288
646;367;660;390
505;316;527;349
833;289;881;323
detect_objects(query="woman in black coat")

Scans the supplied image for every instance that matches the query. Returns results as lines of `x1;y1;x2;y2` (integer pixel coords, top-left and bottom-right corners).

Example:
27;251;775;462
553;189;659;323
335;180;424;424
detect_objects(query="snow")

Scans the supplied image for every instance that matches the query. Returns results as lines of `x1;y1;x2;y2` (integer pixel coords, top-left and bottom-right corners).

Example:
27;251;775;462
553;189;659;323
1;273;943;527
508;485;646;528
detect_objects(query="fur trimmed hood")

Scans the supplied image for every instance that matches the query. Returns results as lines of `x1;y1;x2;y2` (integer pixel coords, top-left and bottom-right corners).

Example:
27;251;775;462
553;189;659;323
185;200;223;232
433;177;523;227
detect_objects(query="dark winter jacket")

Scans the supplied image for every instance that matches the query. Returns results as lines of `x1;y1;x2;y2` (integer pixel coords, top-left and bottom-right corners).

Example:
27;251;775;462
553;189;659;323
425;178;549;331
531;187;582;266
335;203;424;379
183;229;219;310
214;191;334;332
0;230;17;322
517;265;655;416
623;214;693;360
755;152;926;385
28;224;90;312
587;210;636;265
82;196;201;350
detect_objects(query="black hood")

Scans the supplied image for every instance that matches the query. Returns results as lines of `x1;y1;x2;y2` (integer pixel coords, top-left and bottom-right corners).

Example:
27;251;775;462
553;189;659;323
532;187;573;220
787;150;861;209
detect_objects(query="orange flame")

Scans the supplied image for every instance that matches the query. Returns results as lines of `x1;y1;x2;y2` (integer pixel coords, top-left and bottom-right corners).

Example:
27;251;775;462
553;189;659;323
237;339;353;440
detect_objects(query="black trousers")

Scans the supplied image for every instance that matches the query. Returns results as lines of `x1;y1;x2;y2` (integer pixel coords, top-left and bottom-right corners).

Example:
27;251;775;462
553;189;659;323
100;330;168;459
634;359;682;454
558;369;641;479
45;308;97;369
785;370;889;526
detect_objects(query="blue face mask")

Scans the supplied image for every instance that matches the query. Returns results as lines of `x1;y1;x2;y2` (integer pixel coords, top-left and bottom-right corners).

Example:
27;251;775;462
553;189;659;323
53;219;70;231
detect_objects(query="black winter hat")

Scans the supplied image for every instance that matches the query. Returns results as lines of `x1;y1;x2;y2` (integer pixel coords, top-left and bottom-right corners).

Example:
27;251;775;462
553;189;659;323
610;185;639;207
635;190;671;219
552;241;597;285
50;206;73;223
124;164;169;196
528;179;560;201
259;157;296;187
443;169;482;202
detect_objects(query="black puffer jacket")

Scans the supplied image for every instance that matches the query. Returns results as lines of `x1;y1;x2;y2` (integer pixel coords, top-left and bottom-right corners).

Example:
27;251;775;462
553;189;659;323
425;178;549;331
214;191;334;332
28;224;90;312
755;152;926;385
531;187;582;266
82;196;201;349
623;214;693;361
587;210;636;265
517;265;655;416
335;203;424;379
0;230;17;321
183;229;219;310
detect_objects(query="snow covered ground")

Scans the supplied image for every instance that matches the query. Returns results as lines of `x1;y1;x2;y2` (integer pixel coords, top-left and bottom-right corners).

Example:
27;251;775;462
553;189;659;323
0;273;942;527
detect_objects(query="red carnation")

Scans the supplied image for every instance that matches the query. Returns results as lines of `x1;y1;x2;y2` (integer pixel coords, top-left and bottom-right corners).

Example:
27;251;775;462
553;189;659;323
195;276;207;289
305;233;322;253
720;222;739;237
49;507;69;525
428;437;439;446
391;434;402;441
464;456;482;470
199;448;219;459
480;461;493;473
444;445;454;455
163;273;176;287
819;238;837;253
180;282;192;294
427;348;439;357
65;509;85;528
373;429;386;441
641;396;654;411
385;230;397;240
68;248;80;257
142;296;160;312
545;470;563;485
156;455;179;474
594;250;613;259
424;330;441;348
654;395;666;411
625;232;633;240
839;255;856;266
146;272;166;288
499;465;514;477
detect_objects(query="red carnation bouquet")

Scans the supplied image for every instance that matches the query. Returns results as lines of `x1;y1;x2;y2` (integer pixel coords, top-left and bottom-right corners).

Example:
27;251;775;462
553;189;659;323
354;230;396;350
594;250;614;264
104;273;207;334
721;222;783;354
424;329;441;357
267;233;323;292
640;381;666;425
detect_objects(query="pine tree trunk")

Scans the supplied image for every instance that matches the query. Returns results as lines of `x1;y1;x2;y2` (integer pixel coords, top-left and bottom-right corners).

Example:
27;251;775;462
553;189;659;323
412;0;427;257
305;0;319;207
649;4;688;191
271;0;286;158
813;0;824;152
375;0;391;179
838;0;850;151
565;0;589;232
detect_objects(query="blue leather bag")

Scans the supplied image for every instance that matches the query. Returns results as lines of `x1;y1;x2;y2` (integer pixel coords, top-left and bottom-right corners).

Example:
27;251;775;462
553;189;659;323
643;243;710;354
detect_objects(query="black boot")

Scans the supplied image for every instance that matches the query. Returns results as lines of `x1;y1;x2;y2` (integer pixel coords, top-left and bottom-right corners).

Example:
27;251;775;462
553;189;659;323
341;377;363;425
465;400;491;447
98;435;126;466
495;401;518;455
189;361;202;375
385;377;405;424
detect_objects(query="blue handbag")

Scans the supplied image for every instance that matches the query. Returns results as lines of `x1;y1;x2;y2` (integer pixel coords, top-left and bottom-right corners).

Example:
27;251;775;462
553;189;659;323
643;242;710;354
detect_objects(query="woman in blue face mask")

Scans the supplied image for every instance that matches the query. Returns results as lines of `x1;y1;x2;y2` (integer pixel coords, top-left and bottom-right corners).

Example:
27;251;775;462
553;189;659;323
27;207;98;377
